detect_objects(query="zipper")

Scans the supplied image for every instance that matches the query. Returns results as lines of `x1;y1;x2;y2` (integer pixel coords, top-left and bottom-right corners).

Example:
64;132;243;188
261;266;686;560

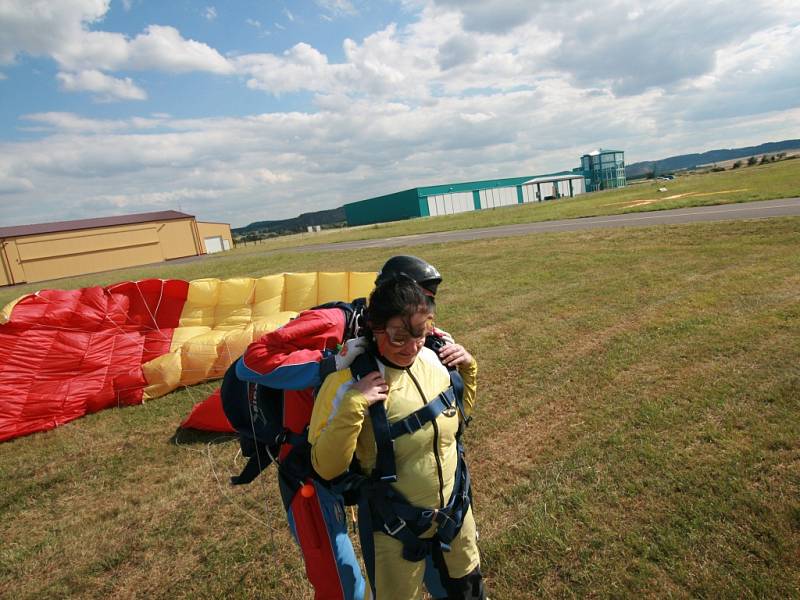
406;368;445;508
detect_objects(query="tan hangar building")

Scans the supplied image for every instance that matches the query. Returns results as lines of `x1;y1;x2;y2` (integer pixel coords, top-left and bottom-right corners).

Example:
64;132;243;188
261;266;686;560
0;210;233;287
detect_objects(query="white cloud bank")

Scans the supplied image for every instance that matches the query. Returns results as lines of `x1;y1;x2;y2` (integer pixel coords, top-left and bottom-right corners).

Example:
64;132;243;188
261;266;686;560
0;0;232;102
0;0;798;228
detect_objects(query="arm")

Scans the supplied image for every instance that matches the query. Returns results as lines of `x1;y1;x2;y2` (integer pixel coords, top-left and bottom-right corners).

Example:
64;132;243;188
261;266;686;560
457;357;478;418
309;370;388;480
438;343;478;417
236;307;346;390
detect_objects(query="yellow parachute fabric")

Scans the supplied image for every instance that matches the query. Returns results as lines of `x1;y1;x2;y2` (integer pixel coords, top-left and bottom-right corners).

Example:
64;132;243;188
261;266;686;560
140;271;376;399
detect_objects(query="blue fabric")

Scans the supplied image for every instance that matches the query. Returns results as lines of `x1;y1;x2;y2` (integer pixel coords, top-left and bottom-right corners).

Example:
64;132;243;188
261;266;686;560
287;483;367;600
423;553;448;599
236;356;324;390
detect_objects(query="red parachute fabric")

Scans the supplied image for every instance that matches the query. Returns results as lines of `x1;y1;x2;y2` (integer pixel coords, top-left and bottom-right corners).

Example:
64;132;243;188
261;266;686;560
0;280;188;443
179;388;235;433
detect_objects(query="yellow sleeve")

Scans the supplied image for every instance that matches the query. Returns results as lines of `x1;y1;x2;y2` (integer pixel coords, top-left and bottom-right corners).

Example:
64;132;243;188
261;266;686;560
309;369;371;480
457;357;478;418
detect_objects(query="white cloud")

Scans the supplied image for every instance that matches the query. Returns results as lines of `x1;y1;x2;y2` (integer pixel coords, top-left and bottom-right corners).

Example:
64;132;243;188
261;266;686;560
1;0;799;228
0;0;233;88
126;25;233;73
0;0;110;65
434;0;533;34
0;72;6;80
22;112;132;133
57;69;147;101
236;43;340;94
0;172;34;194
283;8;295;22
315;0;358;18
203;6;217;21
91;188;220;208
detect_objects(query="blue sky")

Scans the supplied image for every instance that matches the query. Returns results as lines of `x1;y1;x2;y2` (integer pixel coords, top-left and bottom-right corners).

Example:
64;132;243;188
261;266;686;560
1;0;799;228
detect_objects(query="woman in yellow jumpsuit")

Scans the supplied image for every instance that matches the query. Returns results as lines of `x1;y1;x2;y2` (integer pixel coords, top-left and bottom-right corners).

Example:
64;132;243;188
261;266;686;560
308;274;486;599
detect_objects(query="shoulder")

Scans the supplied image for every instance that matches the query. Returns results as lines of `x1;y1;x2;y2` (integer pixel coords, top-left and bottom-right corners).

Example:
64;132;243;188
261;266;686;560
273;306;345;339
418;346;449;377
318;368;355;398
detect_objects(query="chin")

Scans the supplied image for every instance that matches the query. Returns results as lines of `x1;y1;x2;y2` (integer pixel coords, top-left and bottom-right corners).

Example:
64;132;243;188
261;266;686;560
390;353;417;367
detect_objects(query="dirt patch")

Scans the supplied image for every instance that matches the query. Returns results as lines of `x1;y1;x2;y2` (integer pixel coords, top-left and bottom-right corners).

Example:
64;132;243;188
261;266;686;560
603;189;750;209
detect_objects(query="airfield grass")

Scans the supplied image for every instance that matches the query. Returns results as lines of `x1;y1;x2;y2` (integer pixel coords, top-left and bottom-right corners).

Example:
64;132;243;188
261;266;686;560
1;215;799;598
227;157;800;255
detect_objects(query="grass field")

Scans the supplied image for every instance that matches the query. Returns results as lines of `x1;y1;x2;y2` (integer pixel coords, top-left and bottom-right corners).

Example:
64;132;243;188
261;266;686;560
1;213;799;598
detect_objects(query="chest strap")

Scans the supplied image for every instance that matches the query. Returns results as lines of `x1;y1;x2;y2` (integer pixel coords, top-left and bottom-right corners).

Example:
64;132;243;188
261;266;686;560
370;368;465;482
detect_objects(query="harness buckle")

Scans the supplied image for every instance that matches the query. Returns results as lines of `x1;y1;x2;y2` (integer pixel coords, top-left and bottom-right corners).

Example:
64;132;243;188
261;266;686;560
442;389;454;408
403;412;423;434
384;517;407;536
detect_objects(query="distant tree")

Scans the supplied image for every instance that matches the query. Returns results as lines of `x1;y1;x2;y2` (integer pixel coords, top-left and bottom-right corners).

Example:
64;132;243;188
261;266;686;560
731;160;742;169
759;155;770;164
747;156;758;166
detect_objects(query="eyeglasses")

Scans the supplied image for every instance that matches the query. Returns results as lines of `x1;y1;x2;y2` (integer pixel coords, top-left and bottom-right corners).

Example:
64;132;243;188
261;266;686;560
375;321;433;347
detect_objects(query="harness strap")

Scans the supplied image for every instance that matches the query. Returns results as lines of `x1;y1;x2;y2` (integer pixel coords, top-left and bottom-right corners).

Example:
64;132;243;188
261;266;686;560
347;349;473;562
358;446;472;562
388;386;457;439
369;402;398;482
230;429;307;486
230;445;275;485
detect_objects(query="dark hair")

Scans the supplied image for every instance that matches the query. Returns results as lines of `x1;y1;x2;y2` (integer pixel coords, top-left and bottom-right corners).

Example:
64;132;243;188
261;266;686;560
366;273;435;333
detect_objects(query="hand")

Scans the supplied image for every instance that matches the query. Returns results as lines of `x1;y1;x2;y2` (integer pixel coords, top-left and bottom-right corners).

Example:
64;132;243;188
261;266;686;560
351;371;388;406
334;336;368;370
437;343;473;368
432;326;454;345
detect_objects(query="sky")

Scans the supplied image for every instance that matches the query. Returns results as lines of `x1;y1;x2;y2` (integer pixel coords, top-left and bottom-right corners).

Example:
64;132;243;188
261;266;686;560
1;1;799;229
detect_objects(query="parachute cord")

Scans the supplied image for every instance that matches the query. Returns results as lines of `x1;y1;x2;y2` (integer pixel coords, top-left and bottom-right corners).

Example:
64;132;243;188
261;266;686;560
173;423;279;531
132;278;165;331
206;439;273;529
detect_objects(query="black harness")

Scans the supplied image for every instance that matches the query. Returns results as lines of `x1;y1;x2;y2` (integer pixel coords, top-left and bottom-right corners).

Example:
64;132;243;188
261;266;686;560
344;351;473;562
223;299;367;498
222;297;474;553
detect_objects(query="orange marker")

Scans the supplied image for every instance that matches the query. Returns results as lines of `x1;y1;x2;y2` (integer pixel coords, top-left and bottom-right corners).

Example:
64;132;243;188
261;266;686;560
300;483;316;498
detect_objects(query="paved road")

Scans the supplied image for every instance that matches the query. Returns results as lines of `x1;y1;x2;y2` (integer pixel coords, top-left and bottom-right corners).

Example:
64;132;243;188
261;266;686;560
279;197;800;254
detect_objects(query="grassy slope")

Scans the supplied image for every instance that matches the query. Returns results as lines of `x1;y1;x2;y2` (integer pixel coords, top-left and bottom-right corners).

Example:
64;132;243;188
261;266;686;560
1;216;799;598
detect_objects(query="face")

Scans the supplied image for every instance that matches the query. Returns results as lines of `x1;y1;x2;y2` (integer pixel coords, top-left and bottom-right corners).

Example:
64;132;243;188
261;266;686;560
373;307;434;368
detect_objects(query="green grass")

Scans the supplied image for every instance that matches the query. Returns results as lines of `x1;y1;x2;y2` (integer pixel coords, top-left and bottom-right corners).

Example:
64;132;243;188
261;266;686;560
226;157;800;255
1;216;799;598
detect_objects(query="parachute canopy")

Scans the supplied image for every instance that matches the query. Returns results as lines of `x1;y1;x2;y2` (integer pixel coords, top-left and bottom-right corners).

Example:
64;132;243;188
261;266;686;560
0;272;375;443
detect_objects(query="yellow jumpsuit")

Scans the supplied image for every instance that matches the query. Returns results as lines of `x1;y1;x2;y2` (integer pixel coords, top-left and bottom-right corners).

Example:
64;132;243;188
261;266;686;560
309;346;480;599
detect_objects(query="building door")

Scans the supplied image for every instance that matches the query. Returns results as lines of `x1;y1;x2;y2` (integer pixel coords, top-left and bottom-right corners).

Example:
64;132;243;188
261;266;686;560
204;236;224;253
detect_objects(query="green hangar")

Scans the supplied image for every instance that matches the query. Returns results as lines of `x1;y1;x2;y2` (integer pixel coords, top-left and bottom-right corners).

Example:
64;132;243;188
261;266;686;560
344;171;587;227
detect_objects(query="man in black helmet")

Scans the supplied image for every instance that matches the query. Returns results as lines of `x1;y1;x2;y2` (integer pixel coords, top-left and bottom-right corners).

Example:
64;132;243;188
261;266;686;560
375;255;442;296
228;255;453;600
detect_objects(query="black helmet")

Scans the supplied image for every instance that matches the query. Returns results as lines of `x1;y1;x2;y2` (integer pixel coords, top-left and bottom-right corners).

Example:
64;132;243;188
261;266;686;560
376;255;442;296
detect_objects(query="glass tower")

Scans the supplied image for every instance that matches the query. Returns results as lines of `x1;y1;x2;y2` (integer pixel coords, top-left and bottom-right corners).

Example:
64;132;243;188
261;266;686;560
581;149;626;191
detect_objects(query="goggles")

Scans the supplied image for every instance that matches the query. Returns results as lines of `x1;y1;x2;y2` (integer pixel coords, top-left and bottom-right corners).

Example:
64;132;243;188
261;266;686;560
375;319;433;347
